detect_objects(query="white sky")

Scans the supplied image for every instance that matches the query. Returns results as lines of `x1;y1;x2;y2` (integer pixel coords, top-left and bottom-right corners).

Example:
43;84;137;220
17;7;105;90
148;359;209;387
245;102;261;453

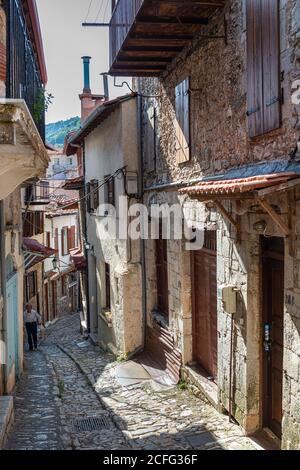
36;0;129;124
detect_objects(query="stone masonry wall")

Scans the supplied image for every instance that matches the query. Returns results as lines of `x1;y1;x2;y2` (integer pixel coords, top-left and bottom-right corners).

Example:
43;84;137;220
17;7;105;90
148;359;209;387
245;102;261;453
139;0;300;447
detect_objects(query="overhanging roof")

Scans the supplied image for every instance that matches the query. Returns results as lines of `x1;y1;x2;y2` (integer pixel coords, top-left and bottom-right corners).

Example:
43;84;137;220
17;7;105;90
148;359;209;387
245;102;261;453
66;93;136;156
179;173;298;198
23;237;57;270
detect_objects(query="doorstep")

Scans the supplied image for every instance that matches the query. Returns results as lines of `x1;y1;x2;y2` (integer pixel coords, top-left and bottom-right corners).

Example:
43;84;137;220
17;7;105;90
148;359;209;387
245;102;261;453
181;364;220;411
0;396;14;449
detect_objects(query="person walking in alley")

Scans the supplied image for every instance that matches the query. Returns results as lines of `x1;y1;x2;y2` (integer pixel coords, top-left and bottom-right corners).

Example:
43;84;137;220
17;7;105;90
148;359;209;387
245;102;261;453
23;303;42;351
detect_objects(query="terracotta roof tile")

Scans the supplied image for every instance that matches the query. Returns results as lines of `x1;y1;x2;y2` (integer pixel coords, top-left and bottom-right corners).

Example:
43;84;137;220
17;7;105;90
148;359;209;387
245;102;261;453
179;173;298;197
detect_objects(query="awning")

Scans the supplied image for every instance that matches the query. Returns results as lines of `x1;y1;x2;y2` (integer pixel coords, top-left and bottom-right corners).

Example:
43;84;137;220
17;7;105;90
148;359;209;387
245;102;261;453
70;249;86;271
23;238;57;270
179;171;300;238
62;176;84;190
49;266;75;281
179;173;298;199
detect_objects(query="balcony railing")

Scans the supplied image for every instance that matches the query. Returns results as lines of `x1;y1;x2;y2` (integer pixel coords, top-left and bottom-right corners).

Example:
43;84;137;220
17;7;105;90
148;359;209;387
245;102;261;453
6;0;45;140
109;0;226;77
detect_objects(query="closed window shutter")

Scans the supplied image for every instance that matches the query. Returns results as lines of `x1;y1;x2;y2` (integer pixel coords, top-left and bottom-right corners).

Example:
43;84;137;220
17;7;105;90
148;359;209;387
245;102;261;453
175;78;190;163
247;0;280;137
55;228;59;251
262;0;281;133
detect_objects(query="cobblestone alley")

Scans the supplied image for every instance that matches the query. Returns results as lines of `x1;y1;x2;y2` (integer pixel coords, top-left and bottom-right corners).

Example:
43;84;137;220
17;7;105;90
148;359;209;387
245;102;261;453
3;313;259;451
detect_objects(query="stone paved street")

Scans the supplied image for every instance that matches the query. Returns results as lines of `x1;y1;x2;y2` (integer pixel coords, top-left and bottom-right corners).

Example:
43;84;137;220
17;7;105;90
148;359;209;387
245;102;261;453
5;313;258;450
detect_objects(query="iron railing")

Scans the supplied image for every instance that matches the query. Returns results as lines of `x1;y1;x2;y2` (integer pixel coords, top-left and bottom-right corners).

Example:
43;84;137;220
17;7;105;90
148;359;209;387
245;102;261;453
6;0;45;141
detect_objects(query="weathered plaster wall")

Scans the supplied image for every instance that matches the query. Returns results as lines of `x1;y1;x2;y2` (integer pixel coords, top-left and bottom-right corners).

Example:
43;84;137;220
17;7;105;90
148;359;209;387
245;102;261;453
85;99;143;355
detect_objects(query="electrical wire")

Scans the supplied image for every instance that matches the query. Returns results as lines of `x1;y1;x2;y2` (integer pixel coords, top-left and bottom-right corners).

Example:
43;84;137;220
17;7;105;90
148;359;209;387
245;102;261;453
22;168;126;233
102;0;110;22
84;0;94;22
95;0;104;22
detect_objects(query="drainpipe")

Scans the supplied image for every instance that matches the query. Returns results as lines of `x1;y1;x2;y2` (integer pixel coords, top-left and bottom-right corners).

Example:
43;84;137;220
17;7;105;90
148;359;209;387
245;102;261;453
0;201;7;393
101;73;109;101
136;83;147;349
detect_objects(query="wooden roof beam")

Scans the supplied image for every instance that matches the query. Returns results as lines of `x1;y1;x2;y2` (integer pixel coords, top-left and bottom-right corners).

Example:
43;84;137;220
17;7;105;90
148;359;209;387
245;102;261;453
138;16;209;25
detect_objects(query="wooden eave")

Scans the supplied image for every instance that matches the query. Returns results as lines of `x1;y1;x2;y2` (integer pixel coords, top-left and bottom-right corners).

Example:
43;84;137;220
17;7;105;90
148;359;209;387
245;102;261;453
109;0;226;76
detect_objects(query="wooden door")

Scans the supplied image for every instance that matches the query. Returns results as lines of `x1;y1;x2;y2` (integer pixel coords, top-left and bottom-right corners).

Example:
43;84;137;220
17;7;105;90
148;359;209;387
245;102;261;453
262;236;284;439
156;236;169;317
192;231;217;380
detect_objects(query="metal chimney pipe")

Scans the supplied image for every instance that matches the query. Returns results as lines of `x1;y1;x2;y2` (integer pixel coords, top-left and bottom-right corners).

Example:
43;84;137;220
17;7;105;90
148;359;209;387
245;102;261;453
101;73;109;101
82;56;92;93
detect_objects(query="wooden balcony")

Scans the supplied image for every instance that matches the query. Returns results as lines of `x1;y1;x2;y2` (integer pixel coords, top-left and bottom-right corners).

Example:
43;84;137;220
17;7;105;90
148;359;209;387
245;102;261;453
109;0;226;76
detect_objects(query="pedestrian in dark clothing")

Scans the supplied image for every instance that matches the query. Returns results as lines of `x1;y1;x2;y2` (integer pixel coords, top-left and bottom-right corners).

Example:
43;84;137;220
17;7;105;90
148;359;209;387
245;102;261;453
23;303;42;351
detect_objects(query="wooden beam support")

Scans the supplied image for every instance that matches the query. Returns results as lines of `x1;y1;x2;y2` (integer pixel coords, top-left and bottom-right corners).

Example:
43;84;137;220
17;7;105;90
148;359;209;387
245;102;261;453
214;200;238;228
257;198;290;236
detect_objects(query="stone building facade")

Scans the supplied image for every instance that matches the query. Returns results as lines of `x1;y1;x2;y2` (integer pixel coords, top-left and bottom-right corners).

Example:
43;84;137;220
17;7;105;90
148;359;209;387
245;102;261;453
131;0;300;450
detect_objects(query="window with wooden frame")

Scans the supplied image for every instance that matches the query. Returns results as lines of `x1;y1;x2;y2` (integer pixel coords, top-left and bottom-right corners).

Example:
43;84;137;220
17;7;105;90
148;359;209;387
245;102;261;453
87;180;99;213
25;271;37;301
104;176;115;206
105;263;111;309
246;0;281;138
175;78;190;164
156;220;169;318
61;227;69;256
142;100;157;173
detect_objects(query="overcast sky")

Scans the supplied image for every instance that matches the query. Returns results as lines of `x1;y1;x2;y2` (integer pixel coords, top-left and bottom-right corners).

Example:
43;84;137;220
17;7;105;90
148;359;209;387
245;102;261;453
36;0;128;124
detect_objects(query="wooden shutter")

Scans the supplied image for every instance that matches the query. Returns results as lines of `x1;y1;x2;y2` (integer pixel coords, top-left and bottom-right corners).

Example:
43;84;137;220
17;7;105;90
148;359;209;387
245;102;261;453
247;0;280;137
71;226;76;249
175;78;190;164
156;221;169;317
54;228;59;251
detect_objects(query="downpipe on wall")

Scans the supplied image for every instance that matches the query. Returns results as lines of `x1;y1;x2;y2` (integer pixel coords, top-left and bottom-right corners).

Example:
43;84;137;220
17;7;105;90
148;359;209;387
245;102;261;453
137;84;148;350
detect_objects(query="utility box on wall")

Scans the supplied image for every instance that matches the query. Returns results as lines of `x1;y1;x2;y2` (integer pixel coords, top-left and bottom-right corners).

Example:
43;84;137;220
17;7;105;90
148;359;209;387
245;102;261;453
219;285;237;315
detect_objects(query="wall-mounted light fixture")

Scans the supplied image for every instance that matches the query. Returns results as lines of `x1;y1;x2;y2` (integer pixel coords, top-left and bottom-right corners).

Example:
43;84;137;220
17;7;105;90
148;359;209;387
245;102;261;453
52;256;58;271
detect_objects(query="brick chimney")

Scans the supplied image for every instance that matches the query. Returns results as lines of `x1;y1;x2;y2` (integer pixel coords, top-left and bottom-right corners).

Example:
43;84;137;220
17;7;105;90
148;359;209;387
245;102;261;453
79;56;105;122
